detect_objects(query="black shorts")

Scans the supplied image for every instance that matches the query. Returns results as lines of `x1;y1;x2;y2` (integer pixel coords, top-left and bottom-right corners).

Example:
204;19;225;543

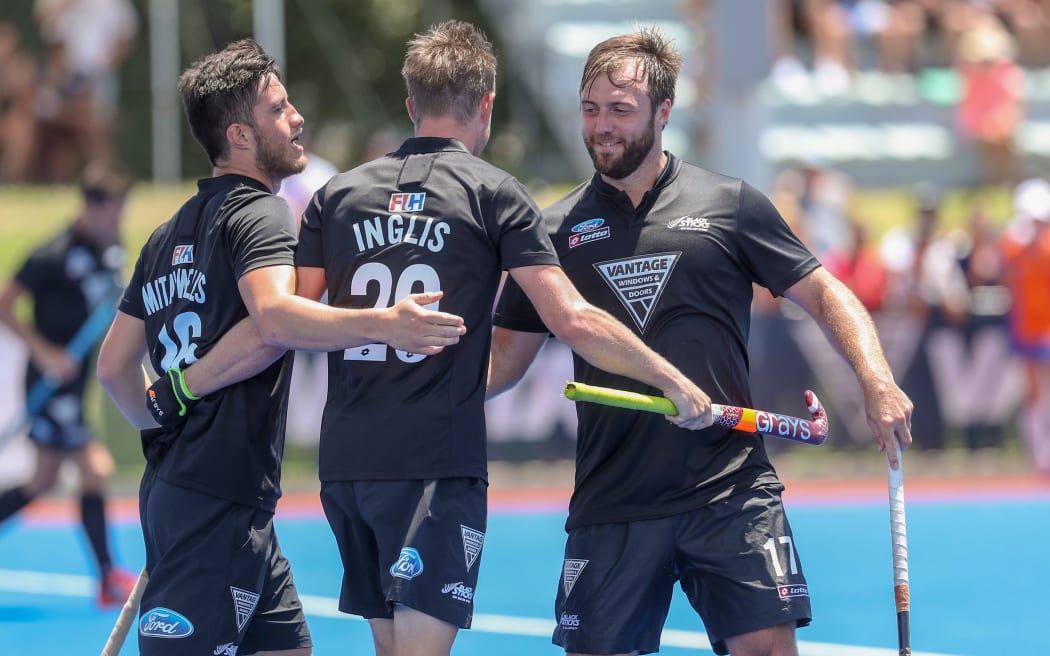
27;392;90;449
320;477;487;628
554;486;811;655
137;469;311;656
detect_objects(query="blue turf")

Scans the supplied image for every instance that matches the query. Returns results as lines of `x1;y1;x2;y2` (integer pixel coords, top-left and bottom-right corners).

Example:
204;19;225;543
0;496;1045;655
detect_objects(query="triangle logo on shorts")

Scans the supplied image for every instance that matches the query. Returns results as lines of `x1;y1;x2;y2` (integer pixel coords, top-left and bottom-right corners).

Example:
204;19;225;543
593;253;681;332
230;586;260;633
461;525;485;572
562;559;588;598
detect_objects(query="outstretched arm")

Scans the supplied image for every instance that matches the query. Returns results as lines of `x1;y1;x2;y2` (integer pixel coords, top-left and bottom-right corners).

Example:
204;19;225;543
784;266;914;467
508;264;712;430
172;264;466;400
488;327;547;398
240;264;465;353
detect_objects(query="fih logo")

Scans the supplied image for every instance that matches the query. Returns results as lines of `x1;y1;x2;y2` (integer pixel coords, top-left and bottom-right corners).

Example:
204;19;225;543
139;607;194;638
172;244;194;265
390;547;424;580
389;192;426;212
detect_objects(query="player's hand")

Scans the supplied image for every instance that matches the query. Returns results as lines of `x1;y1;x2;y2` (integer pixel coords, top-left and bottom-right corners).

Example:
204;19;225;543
32;342;79;384
862;379;914;469
382;291;467;355
662;379;713;431
146;368;200;427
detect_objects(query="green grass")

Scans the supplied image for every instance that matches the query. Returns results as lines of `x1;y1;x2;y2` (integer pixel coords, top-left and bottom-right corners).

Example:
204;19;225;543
0;182;197;279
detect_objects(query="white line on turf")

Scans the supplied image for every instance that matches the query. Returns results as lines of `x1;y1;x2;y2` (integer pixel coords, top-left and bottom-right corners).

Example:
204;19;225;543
0;569;965;656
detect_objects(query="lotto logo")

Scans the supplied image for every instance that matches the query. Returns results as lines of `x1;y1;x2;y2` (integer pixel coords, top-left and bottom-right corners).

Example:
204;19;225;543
389;192;426;212
568;227;610;249
172;244;194;265
777;584;809;599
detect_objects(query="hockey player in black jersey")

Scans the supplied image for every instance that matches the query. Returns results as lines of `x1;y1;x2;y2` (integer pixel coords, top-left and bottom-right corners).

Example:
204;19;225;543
96;38;465;656
491;28;915;656
292;21;710;656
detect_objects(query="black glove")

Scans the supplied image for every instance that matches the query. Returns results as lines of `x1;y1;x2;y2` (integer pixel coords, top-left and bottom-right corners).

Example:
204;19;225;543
146;368;201;427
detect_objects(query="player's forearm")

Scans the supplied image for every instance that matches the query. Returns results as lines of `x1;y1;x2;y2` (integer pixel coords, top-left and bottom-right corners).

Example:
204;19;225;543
251;295;380;351
805;272;895;393
552;303;689;394
99;363;157;430
487;328;546;398
181;317;287;397
97;312;156;429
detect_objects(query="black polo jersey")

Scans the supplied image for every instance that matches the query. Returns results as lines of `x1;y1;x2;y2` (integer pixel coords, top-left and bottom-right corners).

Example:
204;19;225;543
296;137;559;482
493;153;821;529
120;175;297;512
15;226;123;397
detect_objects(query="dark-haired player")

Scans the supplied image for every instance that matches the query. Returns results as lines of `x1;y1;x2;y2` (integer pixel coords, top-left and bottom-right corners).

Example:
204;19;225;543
96;38;465;656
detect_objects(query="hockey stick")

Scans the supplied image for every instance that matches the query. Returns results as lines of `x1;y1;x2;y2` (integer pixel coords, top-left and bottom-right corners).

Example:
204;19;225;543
99;567;148;656
563;381;829;445
887;441;911;655
0;296;119;448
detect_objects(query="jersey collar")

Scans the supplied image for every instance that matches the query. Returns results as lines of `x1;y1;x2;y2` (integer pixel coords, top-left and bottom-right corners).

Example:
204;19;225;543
399;137;470;155
198;174;271;195
590;151;680;218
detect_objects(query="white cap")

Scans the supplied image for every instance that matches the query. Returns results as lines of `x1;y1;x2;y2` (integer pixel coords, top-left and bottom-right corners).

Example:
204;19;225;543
1014;178;1050;221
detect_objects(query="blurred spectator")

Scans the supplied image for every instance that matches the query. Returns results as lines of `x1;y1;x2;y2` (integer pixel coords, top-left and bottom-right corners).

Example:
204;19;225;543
0;22;38;183
800;0;856;94
999;177;1050;473
797;159;855;261
959;195;1008;293
32;0;139;181
955;12;1024;187
947;195;1013;450
278;150;338;225
880;183;970;449
832;219;889;311
882;182;970;323
996;0;1050;68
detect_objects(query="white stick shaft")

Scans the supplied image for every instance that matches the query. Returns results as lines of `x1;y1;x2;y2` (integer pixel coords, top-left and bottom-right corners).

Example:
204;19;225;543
887;443;910;608
100;567;148;656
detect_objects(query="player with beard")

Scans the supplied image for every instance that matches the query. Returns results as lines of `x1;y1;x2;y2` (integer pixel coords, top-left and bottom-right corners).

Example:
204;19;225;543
489;28;914;656
96;39;466;656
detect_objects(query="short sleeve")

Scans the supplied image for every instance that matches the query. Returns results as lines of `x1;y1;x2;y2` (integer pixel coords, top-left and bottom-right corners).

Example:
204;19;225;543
225;194;298;279
736;181;820;297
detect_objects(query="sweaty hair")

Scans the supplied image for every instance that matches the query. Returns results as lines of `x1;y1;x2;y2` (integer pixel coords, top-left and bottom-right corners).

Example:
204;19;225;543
178;38;281;165
80;160;134;204
580;27;682;110
401;20;497;125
